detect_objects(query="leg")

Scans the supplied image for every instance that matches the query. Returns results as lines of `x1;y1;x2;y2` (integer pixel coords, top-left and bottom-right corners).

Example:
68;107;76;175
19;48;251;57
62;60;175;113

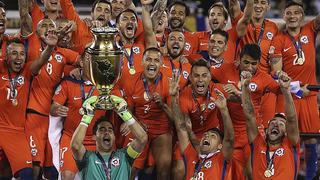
0;150;12;179
151;133;172;180
43;139;58;180
60;135;77;180
172;143;184;180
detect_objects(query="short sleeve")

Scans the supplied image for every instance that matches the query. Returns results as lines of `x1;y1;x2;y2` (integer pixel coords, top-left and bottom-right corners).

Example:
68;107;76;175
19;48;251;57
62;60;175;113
52;81;69;105
62;49;80;65
270;34;284;59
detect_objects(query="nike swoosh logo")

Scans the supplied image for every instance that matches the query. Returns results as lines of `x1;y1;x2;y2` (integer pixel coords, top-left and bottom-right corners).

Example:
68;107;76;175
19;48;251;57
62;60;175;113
200;43;207;46
284;47;291;52
261;151;266;154
95;160;102;164
73;97;82;100
26;161;32;164
227;80;235;84
132;96;139;99
2;76;9;81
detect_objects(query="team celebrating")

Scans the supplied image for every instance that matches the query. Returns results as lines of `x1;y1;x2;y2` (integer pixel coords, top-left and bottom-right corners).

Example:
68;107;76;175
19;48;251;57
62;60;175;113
0;0;319;179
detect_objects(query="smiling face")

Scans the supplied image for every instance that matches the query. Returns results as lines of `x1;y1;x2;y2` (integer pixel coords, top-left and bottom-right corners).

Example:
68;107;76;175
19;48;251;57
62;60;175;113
111;0;127;18
36;18;56;42
283;5;304;30
168;4;186;29
208;33;227;58
0;7;6;34
208;6;227;31
7;42;26;73
93;121;115;152
142;49;162;81
91;2;111;26
189;66;211;96
117;11;138;40
253;0;270;20
42;0;60;12
200;130;222;155
167;31;185;58
266;117;286;145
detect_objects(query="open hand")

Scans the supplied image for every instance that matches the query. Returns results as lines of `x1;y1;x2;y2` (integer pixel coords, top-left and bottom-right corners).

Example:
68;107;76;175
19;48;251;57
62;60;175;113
210;88;227;109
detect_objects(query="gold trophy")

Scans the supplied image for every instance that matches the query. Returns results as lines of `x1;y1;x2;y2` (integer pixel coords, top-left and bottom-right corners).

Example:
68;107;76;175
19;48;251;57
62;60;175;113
86;27;123;110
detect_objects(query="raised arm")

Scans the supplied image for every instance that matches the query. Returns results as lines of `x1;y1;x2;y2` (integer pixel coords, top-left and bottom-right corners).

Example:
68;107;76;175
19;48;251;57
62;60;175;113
313;14;320;31
151;0;167;32
110;95;148;157
278;71;299;145
212;89;234;161
19;0;32;38
29;30;57;76
241;71;259;144
229;0;241;20
71;96;98;160
141;0;158;48
236;0;254;37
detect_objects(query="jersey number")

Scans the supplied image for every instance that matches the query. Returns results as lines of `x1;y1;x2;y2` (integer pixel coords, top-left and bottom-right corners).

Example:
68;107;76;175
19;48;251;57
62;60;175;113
46;63;53;75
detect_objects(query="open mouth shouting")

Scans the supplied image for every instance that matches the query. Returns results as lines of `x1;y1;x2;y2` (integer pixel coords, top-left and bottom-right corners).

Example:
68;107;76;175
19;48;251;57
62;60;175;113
125;23;136;38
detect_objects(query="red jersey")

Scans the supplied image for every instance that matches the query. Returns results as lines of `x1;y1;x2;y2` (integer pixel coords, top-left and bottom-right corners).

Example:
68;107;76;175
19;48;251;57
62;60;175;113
179;83;224;135
196;13;243;63
251;134;300;180
211;63;281;147
240;19;278;73
161;56;191;89
183;143;232;180
27;47;79;115
125;72;171;135
52;78;112;143
271;20;318;97
0;35;12;63
0;63;32;131
31;4;45;32
117;43;145;92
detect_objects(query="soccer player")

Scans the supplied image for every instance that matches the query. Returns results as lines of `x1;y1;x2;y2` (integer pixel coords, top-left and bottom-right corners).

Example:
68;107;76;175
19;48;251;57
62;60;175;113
123;47;172;180
238;0;279;127
205;29;228;68
270;1;320;179
170;68;234;180
25;18;80;179
211;44;283;179
241;70;300;179
50;51;112;180
71;95;148;179
55;18;75;49
60;0;112;53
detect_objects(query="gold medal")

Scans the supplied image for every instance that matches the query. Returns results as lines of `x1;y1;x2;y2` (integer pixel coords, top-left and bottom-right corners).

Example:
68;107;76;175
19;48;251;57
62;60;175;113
297;57;304;65
264;169;273;178
129;68;136;75
143;92;150;102
79;108;85;115
200;104;206;112
12;99;18;106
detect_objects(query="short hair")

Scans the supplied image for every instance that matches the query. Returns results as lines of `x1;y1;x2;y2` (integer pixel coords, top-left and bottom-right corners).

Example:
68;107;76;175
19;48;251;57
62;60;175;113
91;0;111;13
208;3;228;20
190;58;210;73
143;47;162;57
116;8;138;24
240;44;261;61
285;0;304;9
92;111;114;135
211;29;229;42
168;1;190;16
267;113;287;126
0;1;5;9
206;127;224;141
6;38;25;56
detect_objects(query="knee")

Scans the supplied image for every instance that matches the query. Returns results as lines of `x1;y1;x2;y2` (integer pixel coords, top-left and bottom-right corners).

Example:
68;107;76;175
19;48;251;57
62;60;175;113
173;160;185;174
61;170;76;180
156;156;172;173
17;168;33;180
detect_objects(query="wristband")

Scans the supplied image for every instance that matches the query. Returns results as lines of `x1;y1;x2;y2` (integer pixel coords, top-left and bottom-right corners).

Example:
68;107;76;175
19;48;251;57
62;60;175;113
81;115;93;125
118;110;133;122
127;145;141;159
126;118;136;126
80;122;89;127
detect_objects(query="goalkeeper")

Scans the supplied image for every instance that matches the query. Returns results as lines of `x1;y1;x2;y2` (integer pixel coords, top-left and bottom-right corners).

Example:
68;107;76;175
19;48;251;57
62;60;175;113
71;95;148;179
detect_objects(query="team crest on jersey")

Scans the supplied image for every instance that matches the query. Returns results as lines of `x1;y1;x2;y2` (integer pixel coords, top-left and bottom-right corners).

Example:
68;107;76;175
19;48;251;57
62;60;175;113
248;82;258;92
111;157;120;167
204;160;212;169
54;85;62;95
208;102;216;110
266;32;273;40
132;47;140;54
182;71;189;79
185;43;191;51
275;148;285;156
55;54;63;63
300;36;309;44
16;75;25;85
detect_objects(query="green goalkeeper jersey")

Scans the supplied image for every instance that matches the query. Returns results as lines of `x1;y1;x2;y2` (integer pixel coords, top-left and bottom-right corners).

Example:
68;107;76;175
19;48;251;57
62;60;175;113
76;148;134;180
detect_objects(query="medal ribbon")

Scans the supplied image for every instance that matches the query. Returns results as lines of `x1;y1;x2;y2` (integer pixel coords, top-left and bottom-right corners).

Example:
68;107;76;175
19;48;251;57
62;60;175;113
192;90;210;122
80;82;95;103
169;57;182;75
7;68;19;102
287;32;303;58
265;144;279;171
95;151;115;180
252;20;265;46
124;46;135;70
142;74;162;100
192;151;220;179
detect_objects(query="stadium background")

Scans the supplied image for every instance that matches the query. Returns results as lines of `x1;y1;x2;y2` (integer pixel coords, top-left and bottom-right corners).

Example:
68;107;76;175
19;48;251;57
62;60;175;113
1;0;320;178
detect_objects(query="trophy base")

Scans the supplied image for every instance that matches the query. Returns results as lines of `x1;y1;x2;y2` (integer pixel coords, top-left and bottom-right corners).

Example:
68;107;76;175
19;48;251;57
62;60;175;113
94;95;113;110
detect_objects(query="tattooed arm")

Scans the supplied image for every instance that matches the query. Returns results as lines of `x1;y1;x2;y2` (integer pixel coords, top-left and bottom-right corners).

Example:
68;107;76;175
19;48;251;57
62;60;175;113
19;0;32;38
151;0;167;32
